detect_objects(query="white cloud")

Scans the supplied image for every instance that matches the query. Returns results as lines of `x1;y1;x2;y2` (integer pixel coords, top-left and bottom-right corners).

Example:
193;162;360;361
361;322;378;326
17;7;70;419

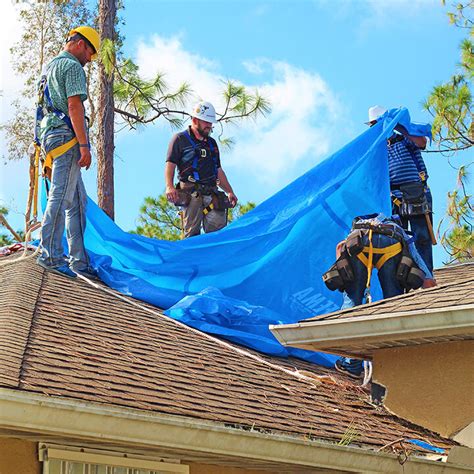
134;35;343;185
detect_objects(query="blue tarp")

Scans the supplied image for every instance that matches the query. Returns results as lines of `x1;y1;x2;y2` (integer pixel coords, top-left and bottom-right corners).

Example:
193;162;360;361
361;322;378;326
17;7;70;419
69;107;430;367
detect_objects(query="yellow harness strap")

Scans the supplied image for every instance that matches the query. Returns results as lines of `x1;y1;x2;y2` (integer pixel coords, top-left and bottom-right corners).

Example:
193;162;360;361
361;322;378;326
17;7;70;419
202;202;215;215
43;137;78;173
392;196;402;207
32;144;41;218
356;229;403;293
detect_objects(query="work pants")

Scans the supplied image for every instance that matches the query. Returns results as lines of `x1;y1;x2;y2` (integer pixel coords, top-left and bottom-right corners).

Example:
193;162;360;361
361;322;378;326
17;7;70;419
182;193;227;238
38;127;90;271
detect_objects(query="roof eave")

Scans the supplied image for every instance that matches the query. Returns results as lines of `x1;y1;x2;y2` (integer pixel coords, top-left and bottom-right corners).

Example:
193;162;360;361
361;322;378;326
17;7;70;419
270;305;474;356
0;388;465;473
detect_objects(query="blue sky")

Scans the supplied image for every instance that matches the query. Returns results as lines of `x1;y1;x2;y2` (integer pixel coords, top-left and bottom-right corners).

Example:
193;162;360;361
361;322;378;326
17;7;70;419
0;0;469;267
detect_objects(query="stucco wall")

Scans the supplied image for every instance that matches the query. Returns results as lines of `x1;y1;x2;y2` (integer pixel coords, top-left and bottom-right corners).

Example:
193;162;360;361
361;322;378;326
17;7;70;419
0;439;281;474
189;463;272;474
0;438;40;474
373;340;474;440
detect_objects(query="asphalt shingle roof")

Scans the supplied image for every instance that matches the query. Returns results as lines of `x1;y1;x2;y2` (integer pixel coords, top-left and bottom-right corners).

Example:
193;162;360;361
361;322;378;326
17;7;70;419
0;253;456;455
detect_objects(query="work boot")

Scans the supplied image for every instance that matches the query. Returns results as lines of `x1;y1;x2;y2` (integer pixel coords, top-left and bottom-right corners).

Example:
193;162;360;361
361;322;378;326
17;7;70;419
37;260;77;279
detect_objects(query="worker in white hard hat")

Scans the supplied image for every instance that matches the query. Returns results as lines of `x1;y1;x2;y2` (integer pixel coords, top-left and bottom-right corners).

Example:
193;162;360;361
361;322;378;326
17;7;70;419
165;101;238;238
365;106;434;275
36;26;101;280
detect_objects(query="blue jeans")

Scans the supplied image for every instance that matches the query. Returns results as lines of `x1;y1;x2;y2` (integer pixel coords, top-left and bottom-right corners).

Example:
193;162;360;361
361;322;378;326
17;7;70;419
342;232;404;308
400;214;433;274
393;191;434;274
38;127;89;271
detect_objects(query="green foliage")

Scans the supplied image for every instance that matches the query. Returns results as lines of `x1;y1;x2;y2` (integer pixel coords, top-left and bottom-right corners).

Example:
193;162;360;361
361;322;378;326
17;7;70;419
133;194;256;241
228;201;256;222
113;60;271;144
424;2;473;262
0;206;24;245
134;195;182;241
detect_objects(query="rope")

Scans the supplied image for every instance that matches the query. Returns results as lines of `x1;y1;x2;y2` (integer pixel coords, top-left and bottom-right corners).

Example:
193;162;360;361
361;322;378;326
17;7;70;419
75;273;341;388
0;223;41;267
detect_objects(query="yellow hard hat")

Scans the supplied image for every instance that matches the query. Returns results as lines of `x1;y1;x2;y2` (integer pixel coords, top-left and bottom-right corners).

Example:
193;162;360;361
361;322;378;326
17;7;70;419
68;26;100;60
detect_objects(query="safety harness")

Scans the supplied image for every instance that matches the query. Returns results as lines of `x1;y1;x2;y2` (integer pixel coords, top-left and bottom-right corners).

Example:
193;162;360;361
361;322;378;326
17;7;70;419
182;130;218;184
322;215;425;300
349;227;402;303
174;131;229;234
28;62;81;227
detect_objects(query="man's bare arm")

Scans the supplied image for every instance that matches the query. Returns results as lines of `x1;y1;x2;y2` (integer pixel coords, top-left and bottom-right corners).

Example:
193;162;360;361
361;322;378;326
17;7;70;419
68;95;91;169
217;168;238;207
165;162;179;203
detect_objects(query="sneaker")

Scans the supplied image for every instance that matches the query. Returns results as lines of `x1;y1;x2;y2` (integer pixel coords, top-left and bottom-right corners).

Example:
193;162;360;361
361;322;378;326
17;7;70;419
37;260;77;279
335;357;363;379
73;267;100;281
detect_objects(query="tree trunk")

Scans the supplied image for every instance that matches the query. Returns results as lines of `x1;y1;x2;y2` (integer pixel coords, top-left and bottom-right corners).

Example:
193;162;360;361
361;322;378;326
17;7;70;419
97;0;116;219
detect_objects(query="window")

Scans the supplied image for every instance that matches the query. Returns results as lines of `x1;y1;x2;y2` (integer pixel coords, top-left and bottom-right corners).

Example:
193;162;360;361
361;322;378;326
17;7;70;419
39;445;189;474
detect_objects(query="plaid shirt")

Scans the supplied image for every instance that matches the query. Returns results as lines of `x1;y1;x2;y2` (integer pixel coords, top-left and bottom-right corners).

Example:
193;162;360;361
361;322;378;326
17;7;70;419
40;51;88;139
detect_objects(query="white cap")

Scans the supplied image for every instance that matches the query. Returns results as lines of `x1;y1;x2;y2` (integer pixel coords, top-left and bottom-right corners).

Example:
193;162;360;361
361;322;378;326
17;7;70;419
366;105;387;124
191;101;217;123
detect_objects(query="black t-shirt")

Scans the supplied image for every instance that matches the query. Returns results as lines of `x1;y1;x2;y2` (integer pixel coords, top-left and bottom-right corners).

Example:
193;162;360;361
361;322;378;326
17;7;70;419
166;127;221;184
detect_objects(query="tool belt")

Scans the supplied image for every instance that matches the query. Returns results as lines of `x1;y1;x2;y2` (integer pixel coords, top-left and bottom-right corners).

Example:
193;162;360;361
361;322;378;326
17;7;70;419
323;221;425;293
176;182;231;211
391;182;431;217
322;243;355;292
396;246;425;291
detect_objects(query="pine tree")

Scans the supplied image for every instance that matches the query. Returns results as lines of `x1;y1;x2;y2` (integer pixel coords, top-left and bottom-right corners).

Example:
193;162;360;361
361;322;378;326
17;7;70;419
423;1;473;262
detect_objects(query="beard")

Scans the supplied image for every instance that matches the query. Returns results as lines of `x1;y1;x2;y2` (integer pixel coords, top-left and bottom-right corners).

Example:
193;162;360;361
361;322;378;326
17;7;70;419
197;124;212;138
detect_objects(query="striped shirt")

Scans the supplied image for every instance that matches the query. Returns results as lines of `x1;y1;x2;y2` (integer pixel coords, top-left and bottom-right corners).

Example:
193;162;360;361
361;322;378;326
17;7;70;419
40;51;88;139
387;135;428;186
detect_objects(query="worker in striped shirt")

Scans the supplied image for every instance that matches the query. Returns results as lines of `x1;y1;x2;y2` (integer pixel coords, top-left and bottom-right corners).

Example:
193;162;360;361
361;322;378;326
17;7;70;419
366;106;434;274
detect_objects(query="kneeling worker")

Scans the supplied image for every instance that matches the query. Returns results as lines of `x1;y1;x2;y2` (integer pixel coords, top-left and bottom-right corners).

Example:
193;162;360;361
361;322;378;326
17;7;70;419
165;101;238;238
323;213;436;378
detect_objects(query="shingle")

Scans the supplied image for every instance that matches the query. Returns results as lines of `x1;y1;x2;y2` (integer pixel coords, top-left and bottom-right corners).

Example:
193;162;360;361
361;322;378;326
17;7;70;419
0;254;456;454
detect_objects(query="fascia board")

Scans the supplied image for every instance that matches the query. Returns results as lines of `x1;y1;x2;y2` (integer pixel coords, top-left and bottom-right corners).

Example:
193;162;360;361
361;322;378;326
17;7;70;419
0;388;469;473
270;305;474;350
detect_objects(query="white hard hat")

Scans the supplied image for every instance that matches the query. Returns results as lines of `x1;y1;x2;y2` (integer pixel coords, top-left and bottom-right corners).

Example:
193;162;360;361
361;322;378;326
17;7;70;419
366;105;387;124
191;101;217;123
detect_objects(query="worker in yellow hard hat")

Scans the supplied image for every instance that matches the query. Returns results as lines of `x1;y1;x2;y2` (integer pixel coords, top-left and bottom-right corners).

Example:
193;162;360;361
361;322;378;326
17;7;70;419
36;26;101;280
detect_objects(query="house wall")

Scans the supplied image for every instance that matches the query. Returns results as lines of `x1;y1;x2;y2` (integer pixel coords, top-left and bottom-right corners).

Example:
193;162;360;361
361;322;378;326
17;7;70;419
189;463;272;474
373;340;474;441
0;438;277;474
0;438;40;474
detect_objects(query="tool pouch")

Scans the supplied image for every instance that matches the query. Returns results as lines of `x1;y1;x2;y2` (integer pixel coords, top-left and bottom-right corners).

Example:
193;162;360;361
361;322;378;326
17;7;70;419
399;182;431;217
322;264;345;291
396;250;425;290
322;250;355;292
173;189;192;207
212;191;231;210
346;229;364;257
